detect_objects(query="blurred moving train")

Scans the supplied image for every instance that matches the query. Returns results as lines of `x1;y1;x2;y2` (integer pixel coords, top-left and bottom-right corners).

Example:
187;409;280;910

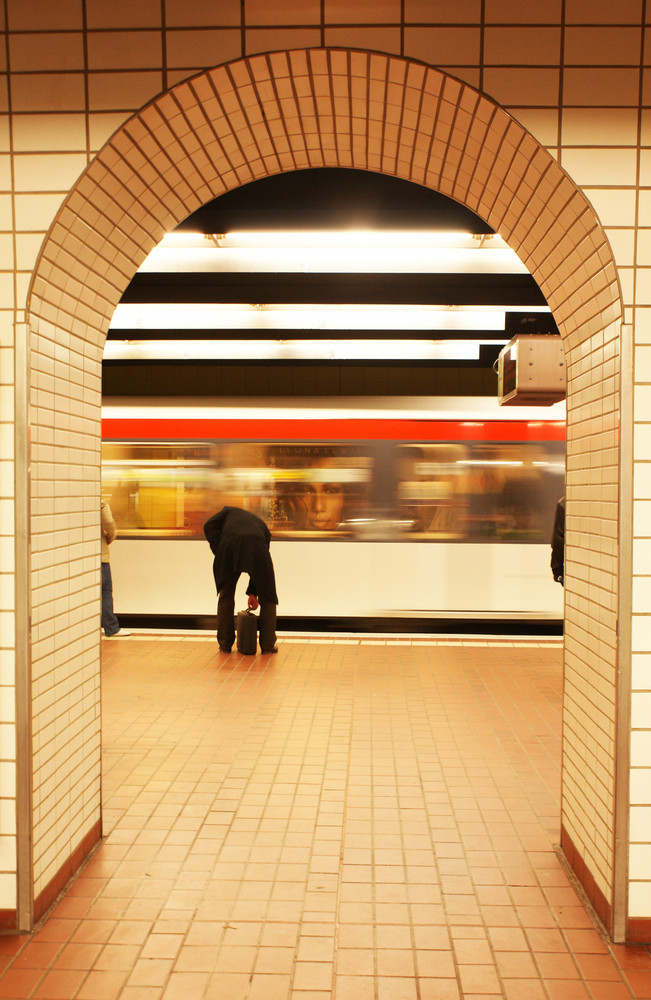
102;396;566;632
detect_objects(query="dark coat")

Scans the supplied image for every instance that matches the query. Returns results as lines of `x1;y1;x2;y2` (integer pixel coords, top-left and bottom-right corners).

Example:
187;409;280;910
204;506;278;604
550;496;565;582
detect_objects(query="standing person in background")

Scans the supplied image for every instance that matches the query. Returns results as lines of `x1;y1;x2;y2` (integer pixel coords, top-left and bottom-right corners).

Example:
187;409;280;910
101;499;131;637
204;505;279;654
550;495;565;585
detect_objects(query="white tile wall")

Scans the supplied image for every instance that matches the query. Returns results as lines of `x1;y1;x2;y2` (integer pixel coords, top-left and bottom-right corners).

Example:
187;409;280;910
0;93;16;903
632;232;651;914
0;0;647;937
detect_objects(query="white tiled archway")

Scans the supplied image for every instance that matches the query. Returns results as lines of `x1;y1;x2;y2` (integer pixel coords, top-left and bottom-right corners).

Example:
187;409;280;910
23;49;626;935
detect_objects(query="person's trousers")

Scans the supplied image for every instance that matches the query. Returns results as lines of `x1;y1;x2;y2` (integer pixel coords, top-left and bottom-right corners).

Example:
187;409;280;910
101;561;121;636
217;575;277;652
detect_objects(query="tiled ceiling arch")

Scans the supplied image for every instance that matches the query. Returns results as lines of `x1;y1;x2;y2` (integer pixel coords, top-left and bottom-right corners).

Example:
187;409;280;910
28;47;621;346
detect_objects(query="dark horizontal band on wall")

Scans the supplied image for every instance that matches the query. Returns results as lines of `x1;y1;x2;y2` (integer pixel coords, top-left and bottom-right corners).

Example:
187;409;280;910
102;362;500;396
121;271;546;306
103;352;501;369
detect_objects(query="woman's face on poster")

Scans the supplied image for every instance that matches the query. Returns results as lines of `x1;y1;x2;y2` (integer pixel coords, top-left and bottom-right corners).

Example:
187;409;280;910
304;481;345;530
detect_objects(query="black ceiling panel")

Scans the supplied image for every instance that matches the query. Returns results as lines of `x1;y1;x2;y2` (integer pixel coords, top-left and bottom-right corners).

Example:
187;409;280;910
173;167;495;234
122;271;545;306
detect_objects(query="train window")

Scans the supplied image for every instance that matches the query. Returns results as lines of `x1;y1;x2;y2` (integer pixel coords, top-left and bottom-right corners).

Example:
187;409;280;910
394;440;564;541
264;444;373;536
101;443;220;537
101;432;564;543
101;440;374;539
205;442;374;536
396;444;468;537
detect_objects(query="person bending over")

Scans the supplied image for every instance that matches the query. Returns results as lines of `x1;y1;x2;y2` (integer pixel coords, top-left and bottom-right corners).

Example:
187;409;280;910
204;506;278;654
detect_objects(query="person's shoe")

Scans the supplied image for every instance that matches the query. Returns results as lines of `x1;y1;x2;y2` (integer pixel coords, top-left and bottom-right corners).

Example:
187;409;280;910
261;646;278;654
218;645;232;653
106;629;132;638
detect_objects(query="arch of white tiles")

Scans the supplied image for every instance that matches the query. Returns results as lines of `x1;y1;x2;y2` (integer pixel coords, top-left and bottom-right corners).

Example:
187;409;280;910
23;50;626;935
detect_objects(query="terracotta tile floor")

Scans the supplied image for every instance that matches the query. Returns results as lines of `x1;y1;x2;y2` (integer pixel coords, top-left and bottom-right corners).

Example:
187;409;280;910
2;632;651;999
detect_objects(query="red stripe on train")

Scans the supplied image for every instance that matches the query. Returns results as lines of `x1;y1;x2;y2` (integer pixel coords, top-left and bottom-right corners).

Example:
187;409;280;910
102;418;566;442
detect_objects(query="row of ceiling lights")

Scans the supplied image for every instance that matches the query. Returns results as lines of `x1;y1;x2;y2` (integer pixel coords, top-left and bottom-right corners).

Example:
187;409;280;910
106;229;551;362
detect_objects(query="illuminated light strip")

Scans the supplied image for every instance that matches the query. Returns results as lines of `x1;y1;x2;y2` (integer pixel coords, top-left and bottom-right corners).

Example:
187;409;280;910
101;418;567;443
159;230;511;250
139;245;529;276
109;303;515;332
103;339;496;362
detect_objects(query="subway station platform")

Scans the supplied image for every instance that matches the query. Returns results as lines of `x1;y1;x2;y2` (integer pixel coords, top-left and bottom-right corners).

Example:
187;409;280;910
1;632;651;1000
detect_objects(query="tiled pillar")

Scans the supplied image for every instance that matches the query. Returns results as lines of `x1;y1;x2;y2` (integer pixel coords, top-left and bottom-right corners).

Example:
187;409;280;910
560;323;625;937
14;320;31;931
631;309;651;938
0;326;18;930
27;315;103;921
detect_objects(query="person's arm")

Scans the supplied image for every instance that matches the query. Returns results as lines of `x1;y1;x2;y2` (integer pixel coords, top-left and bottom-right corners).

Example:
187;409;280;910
550;499;564;583
102;503;117;545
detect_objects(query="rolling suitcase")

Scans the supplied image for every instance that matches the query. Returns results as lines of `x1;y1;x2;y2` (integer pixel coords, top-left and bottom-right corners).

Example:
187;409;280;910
236;609;258;654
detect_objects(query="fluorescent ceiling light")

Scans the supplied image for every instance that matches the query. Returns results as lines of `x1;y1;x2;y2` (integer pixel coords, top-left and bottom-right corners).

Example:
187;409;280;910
103;339;503;362
110;303;511;332
141;233;527;275
160;230;509;250
140;246;527;275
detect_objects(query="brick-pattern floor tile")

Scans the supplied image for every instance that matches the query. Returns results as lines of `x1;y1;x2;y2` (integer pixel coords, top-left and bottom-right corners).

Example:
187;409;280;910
0;633;648;999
